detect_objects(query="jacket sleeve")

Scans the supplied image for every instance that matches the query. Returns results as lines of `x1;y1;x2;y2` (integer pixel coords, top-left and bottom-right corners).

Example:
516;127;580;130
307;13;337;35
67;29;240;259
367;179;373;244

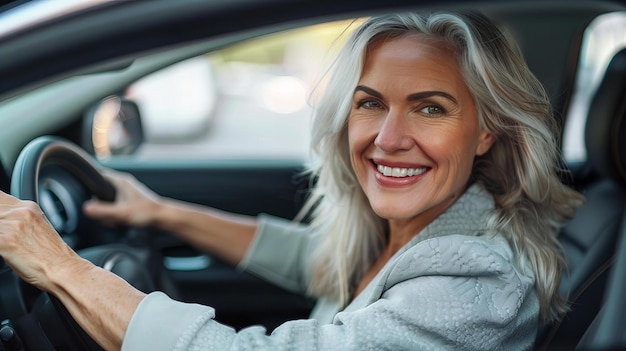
237;214;317;295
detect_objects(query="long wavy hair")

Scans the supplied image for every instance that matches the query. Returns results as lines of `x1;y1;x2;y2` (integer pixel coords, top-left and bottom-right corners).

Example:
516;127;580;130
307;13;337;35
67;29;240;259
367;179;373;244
300;11;583;322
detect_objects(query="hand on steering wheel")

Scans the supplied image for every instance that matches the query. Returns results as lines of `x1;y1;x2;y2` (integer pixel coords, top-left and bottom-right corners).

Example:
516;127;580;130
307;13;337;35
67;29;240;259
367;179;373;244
0;191;86;293
83;169;162;228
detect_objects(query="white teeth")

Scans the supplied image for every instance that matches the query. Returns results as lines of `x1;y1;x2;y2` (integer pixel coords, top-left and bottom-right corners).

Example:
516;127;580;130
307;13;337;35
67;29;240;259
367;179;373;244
376;164;428;178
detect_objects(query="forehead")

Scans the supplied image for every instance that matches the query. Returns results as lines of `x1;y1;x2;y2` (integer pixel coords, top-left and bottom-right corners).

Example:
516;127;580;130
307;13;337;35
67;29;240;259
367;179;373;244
368;33;455;57
361;34;461;79
359;34;468;96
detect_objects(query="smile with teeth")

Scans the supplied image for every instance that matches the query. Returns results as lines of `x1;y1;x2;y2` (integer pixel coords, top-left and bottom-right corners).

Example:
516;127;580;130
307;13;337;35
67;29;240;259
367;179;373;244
376;164;429;178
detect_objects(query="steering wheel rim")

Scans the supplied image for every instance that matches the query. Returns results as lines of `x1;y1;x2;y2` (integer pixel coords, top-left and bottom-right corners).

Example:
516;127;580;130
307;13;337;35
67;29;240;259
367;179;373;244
11;136;116;203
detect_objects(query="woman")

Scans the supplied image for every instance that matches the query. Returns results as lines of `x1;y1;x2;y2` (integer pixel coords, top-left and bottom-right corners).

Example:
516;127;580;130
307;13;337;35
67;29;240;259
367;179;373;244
0;11;582;350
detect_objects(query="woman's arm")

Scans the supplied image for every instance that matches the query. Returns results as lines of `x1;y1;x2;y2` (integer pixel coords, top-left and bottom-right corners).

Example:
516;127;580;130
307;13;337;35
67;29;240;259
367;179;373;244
0;192;144;351
49;259;145;351
150;198;257;265
82;169;257;266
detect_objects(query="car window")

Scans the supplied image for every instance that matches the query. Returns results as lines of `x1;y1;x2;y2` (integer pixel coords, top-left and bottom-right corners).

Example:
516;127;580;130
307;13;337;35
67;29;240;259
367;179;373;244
92;20;358;161
562;12;626;164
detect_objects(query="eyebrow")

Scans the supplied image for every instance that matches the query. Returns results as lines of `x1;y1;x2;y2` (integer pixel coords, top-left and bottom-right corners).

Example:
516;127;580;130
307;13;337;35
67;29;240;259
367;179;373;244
354;85;458;105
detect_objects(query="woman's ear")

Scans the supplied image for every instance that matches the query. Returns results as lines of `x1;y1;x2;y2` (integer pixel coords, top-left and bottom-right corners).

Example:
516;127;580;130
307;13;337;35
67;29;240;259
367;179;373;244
475;131;495;156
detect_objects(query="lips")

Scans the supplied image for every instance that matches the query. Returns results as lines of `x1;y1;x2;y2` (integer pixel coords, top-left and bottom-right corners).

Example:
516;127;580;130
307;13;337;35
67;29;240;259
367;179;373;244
376;164;429;178
370;160;431;188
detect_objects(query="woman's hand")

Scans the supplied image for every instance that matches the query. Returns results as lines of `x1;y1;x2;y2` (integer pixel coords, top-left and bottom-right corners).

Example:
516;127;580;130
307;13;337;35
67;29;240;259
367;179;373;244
86;168;258;266
0;191;85;292
83;169;162;228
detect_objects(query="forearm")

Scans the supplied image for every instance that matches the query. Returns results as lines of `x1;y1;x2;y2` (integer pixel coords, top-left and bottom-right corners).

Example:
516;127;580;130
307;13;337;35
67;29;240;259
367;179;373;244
48;257;146;351
152;198;258;265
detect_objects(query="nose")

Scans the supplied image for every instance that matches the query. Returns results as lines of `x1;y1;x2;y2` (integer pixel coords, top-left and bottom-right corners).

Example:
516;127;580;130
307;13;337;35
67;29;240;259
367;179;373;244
374;110;413;152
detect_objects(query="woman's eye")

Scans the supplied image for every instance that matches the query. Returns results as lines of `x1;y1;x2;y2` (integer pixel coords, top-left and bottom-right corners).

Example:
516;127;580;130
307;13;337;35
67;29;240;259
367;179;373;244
420;105;445;116
357;99;383;109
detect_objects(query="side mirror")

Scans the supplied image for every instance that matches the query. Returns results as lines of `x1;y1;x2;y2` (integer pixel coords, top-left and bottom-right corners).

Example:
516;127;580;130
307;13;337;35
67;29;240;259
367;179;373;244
83;96;144;159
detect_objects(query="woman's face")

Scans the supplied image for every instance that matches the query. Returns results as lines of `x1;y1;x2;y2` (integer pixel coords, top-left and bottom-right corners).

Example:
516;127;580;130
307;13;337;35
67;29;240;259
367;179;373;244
348;35;494;228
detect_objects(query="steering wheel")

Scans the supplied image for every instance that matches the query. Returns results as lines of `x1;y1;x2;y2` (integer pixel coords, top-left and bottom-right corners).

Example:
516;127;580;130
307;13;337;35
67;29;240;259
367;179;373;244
8;136;157;351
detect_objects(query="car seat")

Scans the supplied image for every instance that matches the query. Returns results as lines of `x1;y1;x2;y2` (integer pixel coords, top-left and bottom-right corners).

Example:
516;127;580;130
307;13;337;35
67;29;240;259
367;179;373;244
576;197;626;349
535;47;626;350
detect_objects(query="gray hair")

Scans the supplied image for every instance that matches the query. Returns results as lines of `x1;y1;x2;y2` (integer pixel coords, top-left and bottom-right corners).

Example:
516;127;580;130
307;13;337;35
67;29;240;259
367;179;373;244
301;11;583;322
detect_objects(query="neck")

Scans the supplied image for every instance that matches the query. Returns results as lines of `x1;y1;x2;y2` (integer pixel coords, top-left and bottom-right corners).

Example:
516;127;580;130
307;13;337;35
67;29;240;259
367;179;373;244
385;192;460;255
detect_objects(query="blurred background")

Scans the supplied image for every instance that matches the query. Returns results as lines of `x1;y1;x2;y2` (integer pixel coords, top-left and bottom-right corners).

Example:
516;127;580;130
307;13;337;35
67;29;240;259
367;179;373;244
107;20;359;161
93;12;626;164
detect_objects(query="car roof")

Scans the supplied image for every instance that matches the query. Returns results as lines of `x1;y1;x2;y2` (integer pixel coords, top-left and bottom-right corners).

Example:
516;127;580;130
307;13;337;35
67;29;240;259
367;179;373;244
0;0;622;99
0;0;112;39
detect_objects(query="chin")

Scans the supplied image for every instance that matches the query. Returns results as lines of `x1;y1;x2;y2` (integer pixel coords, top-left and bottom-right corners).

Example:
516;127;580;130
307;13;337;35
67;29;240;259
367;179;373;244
370;203;420;220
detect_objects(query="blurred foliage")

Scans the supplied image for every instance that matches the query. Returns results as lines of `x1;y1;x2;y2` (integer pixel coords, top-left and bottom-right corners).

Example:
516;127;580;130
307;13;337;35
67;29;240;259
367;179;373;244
211;19;362;65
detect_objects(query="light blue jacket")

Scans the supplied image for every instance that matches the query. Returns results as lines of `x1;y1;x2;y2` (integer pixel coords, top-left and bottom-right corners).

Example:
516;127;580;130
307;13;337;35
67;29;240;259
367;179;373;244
122;184;539;350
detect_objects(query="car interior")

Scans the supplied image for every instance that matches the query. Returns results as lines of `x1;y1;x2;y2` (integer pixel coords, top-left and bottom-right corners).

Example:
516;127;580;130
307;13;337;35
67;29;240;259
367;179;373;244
536;47;626;350
0;0;626;350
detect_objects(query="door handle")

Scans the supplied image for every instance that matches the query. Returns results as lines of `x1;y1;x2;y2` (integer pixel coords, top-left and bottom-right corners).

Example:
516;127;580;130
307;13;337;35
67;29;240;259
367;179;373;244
163;255;212;271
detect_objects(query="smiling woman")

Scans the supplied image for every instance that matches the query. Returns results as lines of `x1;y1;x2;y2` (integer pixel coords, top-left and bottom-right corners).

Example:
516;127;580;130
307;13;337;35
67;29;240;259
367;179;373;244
0;10;583;351
304;12;583;328
346;35;496;298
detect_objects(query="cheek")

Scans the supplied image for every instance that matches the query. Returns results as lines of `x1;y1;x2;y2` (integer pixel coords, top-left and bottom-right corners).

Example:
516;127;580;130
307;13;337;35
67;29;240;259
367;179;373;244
421;125;480;169
452;133;484;176
347;117;368;174
416;124;463;153
451;148;477;177
347;116;376;155
347;117;358;151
